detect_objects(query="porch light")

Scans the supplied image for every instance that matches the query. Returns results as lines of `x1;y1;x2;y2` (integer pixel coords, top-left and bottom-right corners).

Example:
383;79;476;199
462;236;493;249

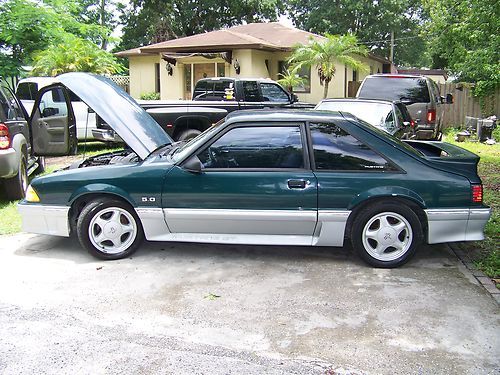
233;59;240;75
166;62;173;76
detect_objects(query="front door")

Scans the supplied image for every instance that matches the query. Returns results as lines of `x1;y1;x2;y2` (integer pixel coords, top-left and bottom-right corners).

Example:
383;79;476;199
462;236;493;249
162;123;317;242
30;85;76;156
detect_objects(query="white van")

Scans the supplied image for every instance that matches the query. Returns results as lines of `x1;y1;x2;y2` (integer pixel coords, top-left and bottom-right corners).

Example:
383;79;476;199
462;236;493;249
16;77;97;141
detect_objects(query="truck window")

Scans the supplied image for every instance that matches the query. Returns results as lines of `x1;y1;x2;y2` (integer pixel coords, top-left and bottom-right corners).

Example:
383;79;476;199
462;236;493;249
193;80;208;99
243;81;260;102
260;83;290;102
358;77;431;103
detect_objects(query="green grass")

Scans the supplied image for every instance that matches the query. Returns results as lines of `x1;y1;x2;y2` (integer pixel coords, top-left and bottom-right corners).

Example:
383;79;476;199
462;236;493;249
77;141;123;158
443;127;500;279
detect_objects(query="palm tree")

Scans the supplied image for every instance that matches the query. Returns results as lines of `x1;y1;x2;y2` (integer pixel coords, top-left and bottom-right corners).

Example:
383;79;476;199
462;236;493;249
277;66;305;94
288;34;368;99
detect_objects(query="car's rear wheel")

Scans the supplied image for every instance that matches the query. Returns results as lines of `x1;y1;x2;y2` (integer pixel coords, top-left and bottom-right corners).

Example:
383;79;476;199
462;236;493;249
351;202;423;268
5;154;28;200
77;198;144;260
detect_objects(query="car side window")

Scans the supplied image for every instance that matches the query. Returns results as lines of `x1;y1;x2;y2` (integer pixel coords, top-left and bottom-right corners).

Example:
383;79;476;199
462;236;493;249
16;82;38;100
310;122;396;171
243;81;260;102
38;88;68;117
260;83;290;102
384;111;396;132
197;126;304;169
0;86;24;120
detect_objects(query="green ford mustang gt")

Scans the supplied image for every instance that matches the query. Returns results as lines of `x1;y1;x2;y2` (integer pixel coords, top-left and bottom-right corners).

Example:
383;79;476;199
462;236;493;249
18;73;491;268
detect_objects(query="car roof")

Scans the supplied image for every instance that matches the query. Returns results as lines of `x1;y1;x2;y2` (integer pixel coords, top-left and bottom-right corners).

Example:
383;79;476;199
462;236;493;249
17;77;57;88
225;109;349;124
196;77;275;83
319;98;398;105
365;74;427;79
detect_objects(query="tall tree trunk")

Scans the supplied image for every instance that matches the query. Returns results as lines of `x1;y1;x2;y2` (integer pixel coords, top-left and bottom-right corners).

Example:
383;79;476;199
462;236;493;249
323;80;330;98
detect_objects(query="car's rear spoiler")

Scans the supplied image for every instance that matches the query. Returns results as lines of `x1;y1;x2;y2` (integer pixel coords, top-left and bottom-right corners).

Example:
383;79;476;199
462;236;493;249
403;140;481;182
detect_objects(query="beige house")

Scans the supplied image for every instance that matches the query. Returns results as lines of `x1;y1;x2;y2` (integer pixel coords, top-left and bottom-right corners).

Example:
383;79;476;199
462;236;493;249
116;22;392;104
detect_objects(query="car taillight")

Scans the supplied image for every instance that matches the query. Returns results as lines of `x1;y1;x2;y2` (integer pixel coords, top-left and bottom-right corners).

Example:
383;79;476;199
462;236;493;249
0;123;10;149
410;120;416;128
471;184;483;203
427;109;436;123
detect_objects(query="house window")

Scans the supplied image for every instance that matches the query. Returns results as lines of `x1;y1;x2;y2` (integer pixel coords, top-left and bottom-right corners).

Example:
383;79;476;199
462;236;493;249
352;70;358;82
278;60;311;93
184;64;192;98
217;63;225;77
155;63;160;93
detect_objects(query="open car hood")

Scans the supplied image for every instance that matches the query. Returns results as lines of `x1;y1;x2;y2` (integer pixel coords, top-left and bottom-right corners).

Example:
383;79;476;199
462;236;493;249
56;73;172;159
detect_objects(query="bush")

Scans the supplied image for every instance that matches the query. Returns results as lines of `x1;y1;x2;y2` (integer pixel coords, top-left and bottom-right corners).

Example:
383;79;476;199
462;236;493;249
140;92;160;100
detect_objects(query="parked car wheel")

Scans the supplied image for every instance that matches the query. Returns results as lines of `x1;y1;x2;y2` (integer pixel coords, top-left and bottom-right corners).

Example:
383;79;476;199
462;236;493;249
177;129;201;141
351;202;423;268
77;198;144;260
4;154;28;200
34;156;46;174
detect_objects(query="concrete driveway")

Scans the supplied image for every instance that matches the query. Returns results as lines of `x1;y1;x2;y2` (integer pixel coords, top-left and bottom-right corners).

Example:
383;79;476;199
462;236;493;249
0;233;498;374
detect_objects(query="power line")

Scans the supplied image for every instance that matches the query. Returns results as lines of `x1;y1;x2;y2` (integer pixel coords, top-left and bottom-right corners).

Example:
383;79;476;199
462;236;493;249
358;35;426;45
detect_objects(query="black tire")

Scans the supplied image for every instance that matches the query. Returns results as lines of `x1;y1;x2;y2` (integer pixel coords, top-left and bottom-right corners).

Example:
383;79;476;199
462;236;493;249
34;156;46;175
351;201;423;268
77;198;144;260
177;129;201;141
5;154;28;200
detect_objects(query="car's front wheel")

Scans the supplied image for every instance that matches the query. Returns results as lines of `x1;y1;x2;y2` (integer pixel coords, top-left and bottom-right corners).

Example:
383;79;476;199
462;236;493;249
77;198;144;260
351;202;423;268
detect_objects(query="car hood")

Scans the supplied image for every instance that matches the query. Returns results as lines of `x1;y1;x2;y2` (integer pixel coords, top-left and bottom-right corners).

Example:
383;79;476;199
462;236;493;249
56;73;173;159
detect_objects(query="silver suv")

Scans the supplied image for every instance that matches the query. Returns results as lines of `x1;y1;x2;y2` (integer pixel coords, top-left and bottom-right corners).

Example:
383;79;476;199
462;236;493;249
356;74;453;140
0;83;76;199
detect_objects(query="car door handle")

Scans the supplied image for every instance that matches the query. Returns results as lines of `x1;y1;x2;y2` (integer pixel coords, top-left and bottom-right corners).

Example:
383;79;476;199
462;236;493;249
287;179;307;189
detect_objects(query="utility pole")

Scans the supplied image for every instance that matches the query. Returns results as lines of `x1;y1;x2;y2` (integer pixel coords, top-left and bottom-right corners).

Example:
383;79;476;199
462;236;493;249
390;31;394;63
100;0;107;50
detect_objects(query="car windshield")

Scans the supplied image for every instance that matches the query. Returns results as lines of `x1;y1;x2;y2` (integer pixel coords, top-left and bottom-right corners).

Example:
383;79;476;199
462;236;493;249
170;119;225;162
358;77;430;103
317;101;393;128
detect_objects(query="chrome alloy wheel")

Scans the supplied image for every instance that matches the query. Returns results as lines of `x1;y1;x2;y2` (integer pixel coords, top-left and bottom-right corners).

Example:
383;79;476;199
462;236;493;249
362;211;413;261
88;207;138;254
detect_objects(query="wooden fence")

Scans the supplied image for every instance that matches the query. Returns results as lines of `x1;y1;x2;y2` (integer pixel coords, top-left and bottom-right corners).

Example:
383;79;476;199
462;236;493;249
108;75;130;93
439;83;500;128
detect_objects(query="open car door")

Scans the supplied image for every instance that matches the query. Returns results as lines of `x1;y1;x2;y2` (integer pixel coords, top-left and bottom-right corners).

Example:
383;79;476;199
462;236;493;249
30;84;77;156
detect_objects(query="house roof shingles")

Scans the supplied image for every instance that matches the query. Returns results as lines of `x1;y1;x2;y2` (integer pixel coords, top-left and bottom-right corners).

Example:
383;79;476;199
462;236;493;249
116;22;391;65
117;22;324;56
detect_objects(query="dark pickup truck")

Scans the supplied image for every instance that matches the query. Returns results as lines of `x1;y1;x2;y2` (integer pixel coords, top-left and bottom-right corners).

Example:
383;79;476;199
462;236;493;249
93;77;314;142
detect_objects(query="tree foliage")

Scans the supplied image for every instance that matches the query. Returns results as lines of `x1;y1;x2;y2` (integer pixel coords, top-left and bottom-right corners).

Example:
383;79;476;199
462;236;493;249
117;0;285;51
423;0;499;97
287;0;428;67
277;67;305;94
31;35;123;76
288;34;368;98
0;0;117;78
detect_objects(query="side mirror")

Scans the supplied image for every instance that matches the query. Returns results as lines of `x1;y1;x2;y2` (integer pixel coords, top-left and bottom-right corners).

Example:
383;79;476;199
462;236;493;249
182;156;203;174
446;93;453;104
291;94;299;103
42;107;59;117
